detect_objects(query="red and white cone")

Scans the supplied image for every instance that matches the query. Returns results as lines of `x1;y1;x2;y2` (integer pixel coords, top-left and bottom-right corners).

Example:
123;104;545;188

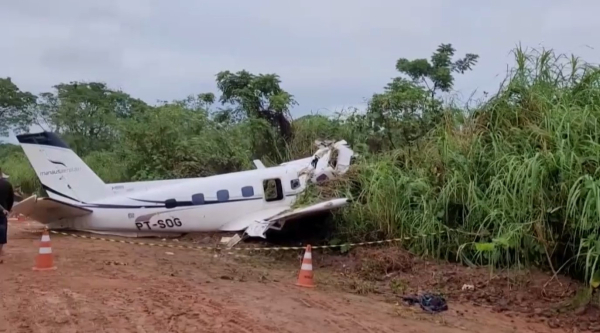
295;245;315;288
33;229;57;271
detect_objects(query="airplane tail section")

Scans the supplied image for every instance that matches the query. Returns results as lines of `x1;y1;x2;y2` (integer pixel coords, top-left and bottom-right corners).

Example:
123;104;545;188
16;132;110;204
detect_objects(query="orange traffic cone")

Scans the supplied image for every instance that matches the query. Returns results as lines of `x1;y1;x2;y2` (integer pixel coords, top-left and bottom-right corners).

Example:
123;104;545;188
33;228;56;271
296;245;315;288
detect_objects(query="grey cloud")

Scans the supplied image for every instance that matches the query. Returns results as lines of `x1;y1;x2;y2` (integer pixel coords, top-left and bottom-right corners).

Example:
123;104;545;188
1;0;600;120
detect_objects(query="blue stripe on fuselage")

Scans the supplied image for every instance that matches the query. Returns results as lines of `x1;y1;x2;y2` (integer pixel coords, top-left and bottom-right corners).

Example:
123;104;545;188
43;184;296;209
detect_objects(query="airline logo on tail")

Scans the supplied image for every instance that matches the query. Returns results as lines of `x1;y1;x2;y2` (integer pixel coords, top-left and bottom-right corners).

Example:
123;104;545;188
49;160;67;167
39;159;81;177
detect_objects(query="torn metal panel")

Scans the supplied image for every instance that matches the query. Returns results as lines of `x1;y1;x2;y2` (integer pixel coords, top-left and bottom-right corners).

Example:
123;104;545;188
294;139;355;184
244;220;271;238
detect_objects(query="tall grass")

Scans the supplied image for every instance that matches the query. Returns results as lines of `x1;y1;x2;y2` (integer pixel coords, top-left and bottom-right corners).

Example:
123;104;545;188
0;145;41;195
325;47;600;283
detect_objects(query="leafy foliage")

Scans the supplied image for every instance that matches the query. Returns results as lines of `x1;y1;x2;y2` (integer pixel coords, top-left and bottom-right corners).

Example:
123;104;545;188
0;77;36;136
396;43;479;96
29;82;149;155
216;70;297;162
365;43;478;150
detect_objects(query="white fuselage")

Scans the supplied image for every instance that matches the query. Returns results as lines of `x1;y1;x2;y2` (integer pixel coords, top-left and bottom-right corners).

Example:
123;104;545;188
48;164;306;236
15;131;354;238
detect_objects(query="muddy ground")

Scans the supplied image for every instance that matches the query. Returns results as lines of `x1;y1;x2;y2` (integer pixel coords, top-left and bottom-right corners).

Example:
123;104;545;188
0;221;598;333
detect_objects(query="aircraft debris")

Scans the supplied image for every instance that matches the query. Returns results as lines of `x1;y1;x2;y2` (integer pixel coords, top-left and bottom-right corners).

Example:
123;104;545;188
225;234;242;249
402;293;449;314
244;220;271;239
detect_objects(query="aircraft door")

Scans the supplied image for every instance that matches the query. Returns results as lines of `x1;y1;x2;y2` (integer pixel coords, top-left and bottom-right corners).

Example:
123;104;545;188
262;178;284;203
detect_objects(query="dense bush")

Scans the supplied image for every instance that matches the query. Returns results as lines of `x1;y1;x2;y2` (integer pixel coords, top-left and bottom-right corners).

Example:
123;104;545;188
327;48;600;284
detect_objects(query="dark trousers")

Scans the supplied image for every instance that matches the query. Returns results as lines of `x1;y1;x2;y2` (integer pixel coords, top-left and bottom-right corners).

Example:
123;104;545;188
0;214;7;245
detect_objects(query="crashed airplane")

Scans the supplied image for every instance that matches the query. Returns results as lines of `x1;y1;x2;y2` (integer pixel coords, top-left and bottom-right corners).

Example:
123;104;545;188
11;132;355;241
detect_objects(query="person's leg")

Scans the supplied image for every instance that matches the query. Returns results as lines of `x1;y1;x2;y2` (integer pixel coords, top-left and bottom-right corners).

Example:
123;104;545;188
0;214;7;260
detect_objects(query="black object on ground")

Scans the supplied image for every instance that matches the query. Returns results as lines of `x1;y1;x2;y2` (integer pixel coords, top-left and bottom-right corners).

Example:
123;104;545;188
402;293;448;314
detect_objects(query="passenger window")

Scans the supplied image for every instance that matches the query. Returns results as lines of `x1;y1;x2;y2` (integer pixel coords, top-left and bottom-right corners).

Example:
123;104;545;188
191;193;205;205
217;190;229;202
241;186;254;197
263;179;284;202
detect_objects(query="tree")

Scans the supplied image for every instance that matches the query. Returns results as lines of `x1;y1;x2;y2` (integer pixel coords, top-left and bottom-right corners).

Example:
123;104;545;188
366;43;479;149
120;101;252;180
35;82;149;154
215;70;297;142
198;92;216;109
162;93;216;113
396;43;479;100
368;78;433;149
0;77;37;136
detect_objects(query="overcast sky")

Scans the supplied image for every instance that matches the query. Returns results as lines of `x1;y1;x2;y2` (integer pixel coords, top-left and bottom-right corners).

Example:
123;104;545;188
1;0;599;142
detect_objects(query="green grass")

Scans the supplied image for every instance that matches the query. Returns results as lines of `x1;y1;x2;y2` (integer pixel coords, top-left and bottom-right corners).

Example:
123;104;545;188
319;47;600;285
0;147;42;195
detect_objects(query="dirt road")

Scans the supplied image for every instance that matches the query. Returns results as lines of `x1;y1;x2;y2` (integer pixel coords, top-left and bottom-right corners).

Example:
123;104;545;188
0;222;572;332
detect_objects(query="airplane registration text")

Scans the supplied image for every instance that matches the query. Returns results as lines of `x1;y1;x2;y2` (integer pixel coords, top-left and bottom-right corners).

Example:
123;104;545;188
135;218;183;231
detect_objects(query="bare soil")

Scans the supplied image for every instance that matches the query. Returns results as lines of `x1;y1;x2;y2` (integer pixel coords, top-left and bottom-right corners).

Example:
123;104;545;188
0;221;595;332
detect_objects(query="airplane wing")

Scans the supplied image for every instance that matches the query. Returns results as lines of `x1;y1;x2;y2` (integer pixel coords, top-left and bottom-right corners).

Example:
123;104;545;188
268;198;349;222
220;198;350;238
10;195;92;224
